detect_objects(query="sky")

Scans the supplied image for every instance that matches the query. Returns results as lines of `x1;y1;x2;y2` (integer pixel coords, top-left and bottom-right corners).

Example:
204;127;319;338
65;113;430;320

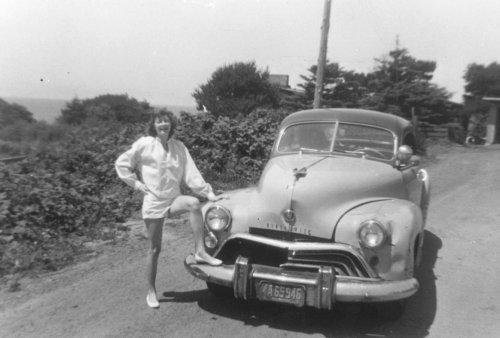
1;0;499;106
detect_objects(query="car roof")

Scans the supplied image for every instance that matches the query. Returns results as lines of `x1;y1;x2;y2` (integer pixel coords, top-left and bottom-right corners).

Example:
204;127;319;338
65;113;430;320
280;108;411;135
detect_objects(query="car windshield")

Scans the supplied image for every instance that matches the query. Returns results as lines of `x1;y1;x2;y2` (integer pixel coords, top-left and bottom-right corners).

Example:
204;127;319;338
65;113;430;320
277;122;395;160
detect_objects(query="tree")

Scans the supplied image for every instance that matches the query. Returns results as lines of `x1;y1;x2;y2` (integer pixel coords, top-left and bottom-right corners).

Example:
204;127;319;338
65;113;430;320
298;61;368;108
193;62;279;118
0;99;35;125
361;47;454;124
59;94;151;124
462;62;500;137
464;62;500;97
371;48;436;86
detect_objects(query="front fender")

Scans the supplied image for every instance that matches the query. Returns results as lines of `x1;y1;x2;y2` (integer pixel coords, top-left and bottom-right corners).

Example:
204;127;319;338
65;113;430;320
201;186;262;233
334;199;423;280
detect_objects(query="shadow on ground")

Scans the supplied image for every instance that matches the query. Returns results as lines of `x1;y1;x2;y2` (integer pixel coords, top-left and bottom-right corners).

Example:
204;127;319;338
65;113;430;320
163;230;442;337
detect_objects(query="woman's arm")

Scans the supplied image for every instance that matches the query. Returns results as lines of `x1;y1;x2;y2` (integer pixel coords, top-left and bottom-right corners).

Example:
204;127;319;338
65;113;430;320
182;143;228;201
181;143;216;199
115;137;146;191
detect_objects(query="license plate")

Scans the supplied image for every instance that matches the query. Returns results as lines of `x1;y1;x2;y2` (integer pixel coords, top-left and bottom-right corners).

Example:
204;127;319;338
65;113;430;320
256;281;305;307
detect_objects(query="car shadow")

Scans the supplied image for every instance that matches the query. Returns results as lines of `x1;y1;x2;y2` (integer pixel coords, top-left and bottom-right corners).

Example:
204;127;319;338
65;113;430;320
170;230;442;337
382;230;442;336
160;290;208;303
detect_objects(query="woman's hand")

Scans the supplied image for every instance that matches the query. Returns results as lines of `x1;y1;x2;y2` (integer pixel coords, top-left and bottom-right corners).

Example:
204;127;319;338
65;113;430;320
207;191;229;202
135;181;158;197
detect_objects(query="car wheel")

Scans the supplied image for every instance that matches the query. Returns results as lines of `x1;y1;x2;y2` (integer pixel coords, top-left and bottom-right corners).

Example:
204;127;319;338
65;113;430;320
206;282;233;298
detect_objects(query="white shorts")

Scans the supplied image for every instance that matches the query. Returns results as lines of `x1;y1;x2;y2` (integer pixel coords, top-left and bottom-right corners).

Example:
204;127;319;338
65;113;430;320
141;193;177;219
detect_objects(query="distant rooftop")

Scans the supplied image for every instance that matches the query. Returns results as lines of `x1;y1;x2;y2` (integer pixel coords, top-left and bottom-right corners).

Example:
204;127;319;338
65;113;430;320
269;74;290;88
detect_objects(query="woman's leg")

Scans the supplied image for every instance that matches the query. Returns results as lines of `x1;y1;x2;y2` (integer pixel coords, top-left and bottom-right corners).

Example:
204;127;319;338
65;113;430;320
169;195;222;265
144;217;164;307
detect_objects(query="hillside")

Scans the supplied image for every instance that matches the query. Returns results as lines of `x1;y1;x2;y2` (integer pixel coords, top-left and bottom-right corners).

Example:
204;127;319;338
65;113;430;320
3;96;197;123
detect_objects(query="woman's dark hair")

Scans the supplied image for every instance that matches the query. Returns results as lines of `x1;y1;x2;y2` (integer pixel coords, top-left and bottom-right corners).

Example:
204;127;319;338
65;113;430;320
147;108;177;139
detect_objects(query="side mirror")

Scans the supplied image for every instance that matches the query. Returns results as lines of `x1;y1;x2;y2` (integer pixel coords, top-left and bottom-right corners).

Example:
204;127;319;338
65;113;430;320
396;145;421;169
396;145;413;165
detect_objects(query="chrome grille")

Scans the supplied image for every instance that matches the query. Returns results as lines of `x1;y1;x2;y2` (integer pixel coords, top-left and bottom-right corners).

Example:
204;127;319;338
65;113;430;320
289;250;370;278
216;238;288;267
216;238;370;278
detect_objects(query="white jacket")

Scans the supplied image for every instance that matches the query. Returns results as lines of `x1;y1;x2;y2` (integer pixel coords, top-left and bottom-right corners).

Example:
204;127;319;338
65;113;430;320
115;136;213;217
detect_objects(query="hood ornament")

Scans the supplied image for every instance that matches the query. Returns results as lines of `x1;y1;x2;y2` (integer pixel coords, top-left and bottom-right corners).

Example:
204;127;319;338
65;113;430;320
293;167;307;179
282;208;296;225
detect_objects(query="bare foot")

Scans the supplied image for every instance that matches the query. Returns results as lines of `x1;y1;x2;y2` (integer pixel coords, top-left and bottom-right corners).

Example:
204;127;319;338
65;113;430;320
194;252;222;266
146;291;159;308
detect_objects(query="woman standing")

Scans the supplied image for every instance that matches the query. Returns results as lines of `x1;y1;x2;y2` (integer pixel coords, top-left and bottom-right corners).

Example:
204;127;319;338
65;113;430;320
115;109;225;308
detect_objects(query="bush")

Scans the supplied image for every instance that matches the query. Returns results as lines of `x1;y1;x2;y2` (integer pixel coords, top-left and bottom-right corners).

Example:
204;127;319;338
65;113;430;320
192;62;279;118
0;105;291;278
0;120;65;143
0;99;35;126
177;108;289;184
59;94;151;124
0;120;69;160
0;121;145;276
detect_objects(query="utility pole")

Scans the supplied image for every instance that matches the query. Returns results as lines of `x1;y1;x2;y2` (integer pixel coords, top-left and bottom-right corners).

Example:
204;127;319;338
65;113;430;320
313;0;332;109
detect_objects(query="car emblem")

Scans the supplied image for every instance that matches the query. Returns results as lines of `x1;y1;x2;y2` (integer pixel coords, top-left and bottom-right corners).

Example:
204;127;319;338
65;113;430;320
282;209;296;225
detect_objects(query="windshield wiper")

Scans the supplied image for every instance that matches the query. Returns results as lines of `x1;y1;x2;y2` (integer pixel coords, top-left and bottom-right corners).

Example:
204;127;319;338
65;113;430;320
292;156;329;180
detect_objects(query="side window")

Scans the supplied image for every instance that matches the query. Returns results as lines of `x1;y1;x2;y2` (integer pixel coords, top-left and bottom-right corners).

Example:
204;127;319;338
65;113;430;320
403;132;416;153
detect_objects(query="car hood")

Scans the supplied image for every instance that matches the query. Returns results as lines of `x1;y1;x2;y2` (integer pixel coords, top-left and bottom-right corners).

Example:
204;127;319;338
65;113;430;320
218;154;406;240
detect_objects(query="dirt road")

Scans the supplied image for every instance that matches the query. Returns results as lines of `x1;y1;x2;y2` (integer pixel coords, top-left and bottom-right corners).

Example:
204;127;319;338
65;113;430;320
1;144;499;337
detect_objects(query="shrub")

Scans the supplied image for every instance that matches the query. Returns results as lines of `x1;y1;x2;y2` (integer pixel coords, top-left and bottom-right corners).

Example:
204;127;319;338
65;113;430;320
0;99;35;126
0;121;145;276
177;108;289;184
59;94;151;124
0;106;291;278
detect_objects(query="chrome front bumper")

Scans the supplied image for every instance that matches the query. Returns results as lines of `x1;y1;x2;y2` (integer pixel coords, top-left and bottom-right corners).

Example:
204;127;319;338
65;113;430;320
184;254;419;310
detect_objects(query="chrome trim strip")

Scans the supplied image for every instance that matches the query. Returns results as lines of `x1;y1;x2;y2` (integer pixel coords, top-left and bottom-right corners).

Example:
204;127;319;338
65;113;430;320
329;121;340;152
252;272;317;286
279;263;321;271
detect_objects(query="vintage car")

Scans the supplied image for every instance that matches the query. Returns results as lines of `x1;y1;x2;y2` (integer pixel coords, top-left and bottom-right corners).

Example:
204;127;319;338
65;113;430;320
185;108;430;311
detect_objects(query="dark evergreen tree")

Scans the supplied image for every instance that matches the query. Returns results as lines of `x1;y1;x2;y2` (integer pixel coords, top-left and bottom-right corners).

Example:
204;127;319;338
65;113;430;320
298;61;369;108
361;47;454;124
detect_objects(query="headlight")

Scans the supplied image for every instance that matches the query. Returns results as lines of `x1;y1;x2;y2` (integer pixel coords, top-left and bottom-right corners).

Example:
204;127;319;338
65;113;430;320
205;205;231;232
358;220;386;248
204;232;218;249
